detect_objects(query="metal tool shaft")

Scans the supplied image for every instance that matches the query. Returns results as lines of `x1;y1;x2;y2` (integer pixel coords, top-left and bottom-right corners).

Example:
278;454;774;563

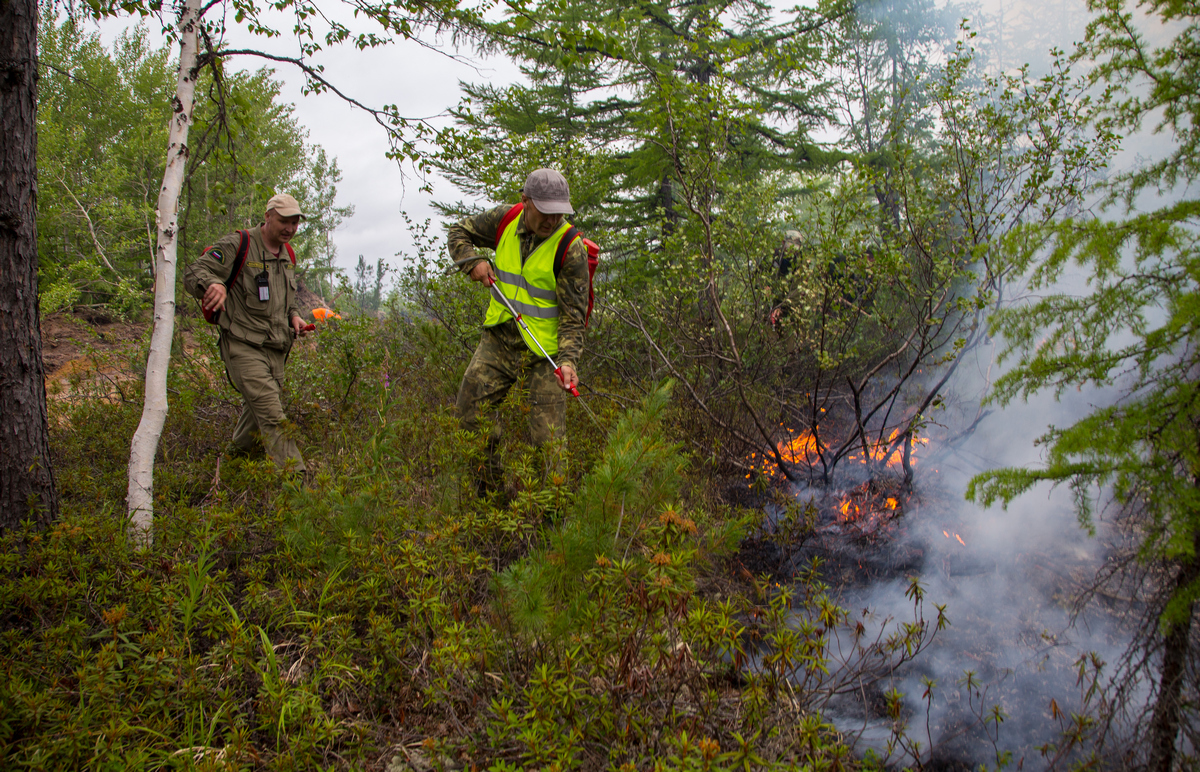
485;275;580;397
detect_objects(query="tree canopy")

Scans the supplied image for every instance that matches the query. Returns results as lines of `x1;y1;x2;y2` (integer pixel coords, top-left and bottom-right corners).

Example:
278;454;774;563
36;15;353;318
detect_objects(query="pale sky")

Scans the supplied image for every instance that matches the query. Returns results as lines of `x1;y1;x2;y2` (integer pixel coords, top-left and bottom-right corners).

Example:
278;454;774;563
93;2;828;278
92;0;1084;279
96;5;525;276
258;33;525;273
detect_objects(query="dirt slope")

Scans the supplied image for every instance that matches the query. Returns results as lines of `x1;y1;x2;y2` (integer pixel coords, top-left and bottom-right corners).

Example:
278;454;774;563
42;282;335;390
41;310;149;383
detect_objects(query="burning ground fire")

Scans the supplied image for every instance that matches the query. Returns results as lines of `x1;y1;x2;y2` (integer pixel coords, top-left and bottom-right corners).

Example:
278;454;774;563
744;426;929;483
776;427;929;468
744;426;936;536
826;483;906;536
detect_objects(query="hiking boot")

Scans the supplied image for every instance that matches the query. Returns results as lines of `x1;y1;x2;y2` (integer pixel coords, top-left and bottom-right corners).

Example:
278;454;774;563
226;441;266;460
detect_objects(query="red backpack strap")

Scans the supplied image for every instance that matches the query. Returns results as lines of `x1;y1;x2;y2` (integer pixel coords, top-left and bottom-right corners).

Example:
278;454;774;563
554;227;582;276
226;230;251;288
582;238;598;326
285;242;296;265
555;228;599;327
494;203;524;250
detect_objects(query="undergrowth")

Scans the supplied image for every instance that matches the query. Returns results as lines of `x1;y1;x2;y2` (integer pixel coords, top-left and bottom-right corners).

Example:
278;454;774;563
1;312;938;770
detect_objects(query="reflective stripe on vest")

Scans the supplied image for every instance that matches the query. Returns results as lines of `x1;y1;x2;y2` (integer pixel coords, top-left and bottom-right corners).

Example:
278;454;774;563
483;215;572;355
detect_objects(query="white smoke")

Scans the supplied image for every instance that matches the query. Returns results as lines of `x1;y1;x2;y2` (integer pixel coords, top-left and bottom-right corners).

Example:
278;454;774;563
799;0;1188;763
832;337;1136;767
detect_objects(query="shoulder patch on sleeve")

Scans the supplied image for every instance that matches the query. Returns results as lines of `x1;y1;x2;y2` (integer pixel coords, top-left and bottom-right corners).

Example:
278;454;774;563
203;246;225;264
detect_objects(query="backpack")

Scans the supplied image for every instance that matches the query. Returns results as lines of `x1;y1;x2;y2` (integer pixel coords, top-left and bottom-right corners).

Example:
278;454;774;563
495;203;599;326
200;230;296;324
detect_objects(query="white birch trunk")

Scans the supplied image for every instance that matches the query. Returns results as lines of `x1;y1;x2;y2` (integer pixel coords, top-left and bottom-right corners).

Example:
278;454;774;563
127;0;202;543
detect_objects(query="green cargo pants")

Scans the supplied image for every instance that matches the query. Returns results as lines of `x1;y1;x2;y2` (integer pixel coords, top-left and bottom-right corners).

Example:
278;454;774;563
220;334;306;473
456;320;566;489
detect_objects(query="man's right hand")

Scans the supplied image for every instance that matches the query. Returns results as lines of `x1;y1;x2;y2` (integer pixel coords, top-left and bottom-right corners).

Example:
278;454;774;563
202;283;228;313
469;261;496;285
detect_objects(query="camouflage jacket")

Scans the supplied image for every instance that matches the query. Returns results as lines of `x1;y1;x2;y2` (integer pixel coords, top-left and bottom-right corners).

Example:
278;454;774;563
447;203;588;370
184;227;301;351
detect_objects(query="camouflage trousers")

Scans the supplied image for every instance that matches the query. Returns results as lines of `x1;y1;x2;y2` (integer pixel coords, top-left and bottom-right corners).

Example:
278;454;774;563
220;334;306;473
455;320;566;488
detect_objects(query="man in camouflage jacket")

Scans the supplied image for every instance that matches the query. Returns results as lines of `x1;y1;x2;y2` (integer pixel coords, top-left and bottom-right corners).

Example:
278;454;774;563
448;169;589;494
184;194;309;474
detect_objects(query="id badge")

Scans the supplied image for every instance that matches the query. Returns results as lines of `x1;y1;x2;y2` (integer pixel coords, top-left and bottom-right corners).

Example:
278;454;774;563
256;271;270;302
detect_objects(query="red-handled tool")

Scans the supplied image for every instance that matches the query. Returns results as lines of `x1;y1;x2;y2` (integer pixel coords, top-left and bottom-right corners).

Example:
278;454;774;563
484;274;580;397
302;323;316;332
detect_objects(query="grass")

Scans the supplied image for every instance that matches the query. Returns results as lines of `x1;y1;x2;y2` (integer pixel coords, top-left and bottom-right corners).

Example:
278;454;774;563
1;311;901;770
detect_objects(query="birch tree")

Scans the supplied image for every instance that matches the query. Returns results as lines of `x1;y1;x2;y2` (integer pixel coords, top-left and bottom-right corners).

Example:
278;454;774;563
126;0;201;540
122;0;486;541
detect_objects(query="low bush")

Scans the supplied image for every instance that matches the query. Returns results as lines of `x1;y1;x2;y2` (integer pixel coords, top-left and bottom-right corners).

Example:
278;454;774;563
2;313;933;769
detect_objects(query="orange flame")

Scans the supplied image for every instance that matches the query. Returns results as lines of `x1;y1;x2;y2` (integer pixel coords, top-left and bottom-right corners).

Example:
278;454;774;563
778;431;819;464
772;429;929;469
868;429;930;468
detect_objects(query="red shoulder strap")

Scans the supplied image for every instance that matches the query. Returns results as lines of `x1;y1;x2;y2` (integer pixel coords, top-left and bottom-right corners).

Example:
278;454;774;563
554;227;582;276
285;242;296;265
225;230;251;288
494;203;524;250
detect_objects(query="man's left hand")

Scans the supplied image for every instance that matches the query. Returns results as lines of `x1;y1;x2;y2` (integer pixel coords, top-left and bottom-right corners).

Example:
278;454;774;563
556;364;578;392
292;316;307;338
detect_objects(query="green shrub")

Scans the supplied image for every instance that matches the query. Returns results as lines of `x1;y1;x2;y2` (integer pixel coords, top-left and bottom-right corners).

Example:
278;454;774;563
4;317;880;770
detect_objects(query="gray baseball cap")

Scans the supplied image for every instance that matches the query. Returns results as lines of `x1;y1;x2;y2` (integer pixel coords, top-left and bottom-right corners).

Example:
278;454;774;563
522;169;574;215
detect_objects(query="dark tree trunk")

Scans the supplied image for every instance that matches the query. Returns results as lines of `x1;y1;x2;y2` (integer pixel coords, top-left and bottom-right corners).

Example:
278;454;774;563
0;0;57;529
1146;530;1200;772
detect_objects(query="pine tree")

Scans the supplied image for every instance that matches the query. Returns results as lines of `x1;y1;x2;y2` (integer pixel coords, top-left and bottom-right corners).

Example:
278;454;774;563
0;0;58;528
968;0;1200;762
436;0;847;241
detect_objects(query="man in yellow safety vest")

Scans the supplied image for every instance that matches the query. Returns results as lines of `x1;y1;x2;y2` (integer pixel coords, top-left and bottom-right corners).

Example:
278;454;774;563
447;169;590;498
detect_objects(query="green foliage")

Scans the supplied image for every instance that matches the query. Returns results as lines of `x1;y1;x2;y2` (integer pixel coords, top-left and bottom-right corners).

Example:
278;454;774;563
435;2;1107;491
827;0;960;157
967;3;1200;627
3;310;916;767
963;0;1200;761
395;212;491;366
288;148;355;301
494;382;694;634
348;254;389;313
25;0;1156;763
1081;0;1200;193
436;0;846;233
36;15;353;318
36;15;172;318
180;63;308;247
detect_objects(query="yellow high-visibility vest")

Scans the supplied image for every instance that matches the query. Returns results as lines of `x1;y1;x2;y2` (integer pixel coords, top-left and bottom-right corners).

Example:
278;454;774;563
483;215;573;356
